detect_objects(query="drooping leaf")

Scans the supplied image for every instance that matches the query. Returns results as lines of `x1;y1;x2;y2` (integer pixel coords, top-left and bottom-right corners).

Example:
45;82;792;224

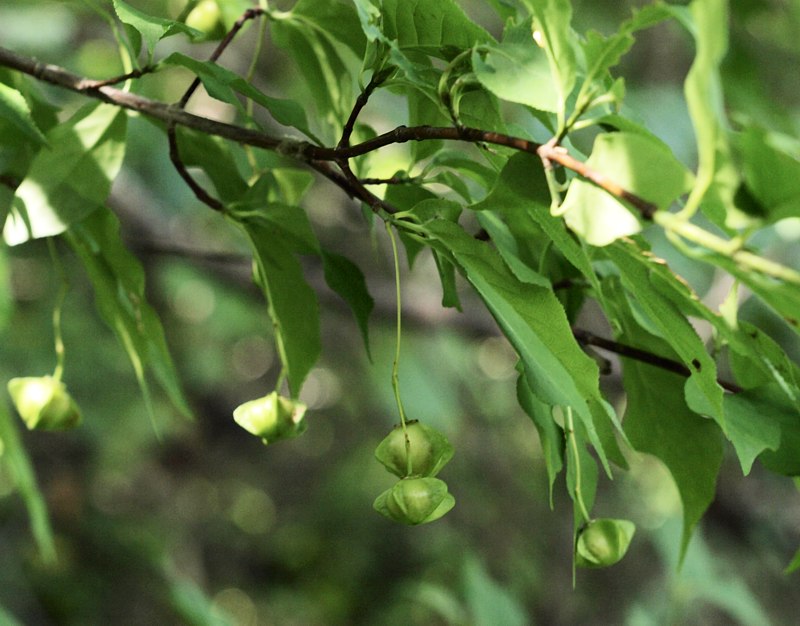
558;132;694;246
66;208;191;420
517;372;564;506
605;241;725;425
238;218;321;397
461;553;528;626
616;299;723;561
786;547;800;575
749;385;800;477
0;245;10;331
321;250;374;358
174;127;248;203
471;153;599;288
0;83;47;147
722;387;783;475
425;218;616;473
0;398;56;563
113;0;201;59
4;103;127;245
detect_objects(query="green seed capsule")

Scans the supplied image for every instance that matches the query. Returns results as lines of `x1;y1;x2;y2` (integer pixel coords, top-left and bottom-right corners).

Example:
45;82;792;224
373;477;455;525
374;420;454;478
7;376;82;431
233;391;307;445
575;518;636;568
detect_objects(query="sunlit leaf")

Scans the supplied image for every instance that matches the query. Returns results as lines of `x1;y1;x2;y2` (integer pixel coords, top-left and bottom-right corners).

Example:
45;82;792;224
472;39;557;112
521;0;578;122
559;132;693;246
4;103;126;245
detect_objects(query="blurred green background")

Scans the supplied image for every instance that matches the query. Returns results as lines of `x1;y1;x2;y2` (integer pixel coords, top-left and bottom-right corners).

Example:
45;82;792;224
1;0;800;624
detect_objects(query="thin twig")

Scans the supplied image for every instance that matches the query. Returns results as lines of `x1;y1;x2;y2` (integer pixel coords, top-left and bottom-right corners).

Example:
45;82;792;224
2;46;798;285
538;141;658;220
572;328;742;393
168;8;267;212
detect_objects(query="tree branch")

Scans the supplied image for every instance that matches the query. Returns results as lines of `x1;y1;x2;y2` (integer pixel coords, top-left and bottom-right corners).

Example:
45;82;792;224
2;46;798;285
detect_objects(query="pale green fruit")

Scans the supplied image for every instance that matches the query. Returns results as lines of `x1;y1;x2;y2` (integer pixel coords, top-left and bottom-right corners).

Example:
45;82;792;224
7;376;82;430
233;391;307;445
373;477;455;525
374;420;454;478
575;518;636;568
185;0;225;39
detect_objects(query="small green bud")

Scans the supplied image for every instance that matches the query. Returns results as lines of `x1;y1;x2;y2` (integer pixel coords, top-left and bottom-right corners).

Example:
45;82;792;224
374;477;455;525
374;420;454;478
233;391;307;445
575;518;636;568
7;376;82;431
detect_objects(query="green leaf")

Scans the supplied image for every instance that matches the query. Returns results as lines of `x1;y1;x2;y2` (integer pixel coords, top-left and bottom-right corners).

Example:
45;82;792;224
0;83;47;147
750;385;800;477
605;241;725;425
0;398;56;563
425;218;615;473
734;126;800;223
462;554;528;626
321;250;374;359
521;0;578;123
238;220;321;397
471;153;598;287
667;0;731;221
380;0;493;58
786;547;800;575
290;0;367;58
174;128;248;203
576;5;673;111
0;245;10;331
516;372;563;506
684;245;800;338
66;208;191;420
113;0;200;60
3;103;127;245
270;14;356;139
558;132;693;246
722;387;783;475
162;53;320;142
471;40;557;112
620;324;723;561
229;202;319;255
